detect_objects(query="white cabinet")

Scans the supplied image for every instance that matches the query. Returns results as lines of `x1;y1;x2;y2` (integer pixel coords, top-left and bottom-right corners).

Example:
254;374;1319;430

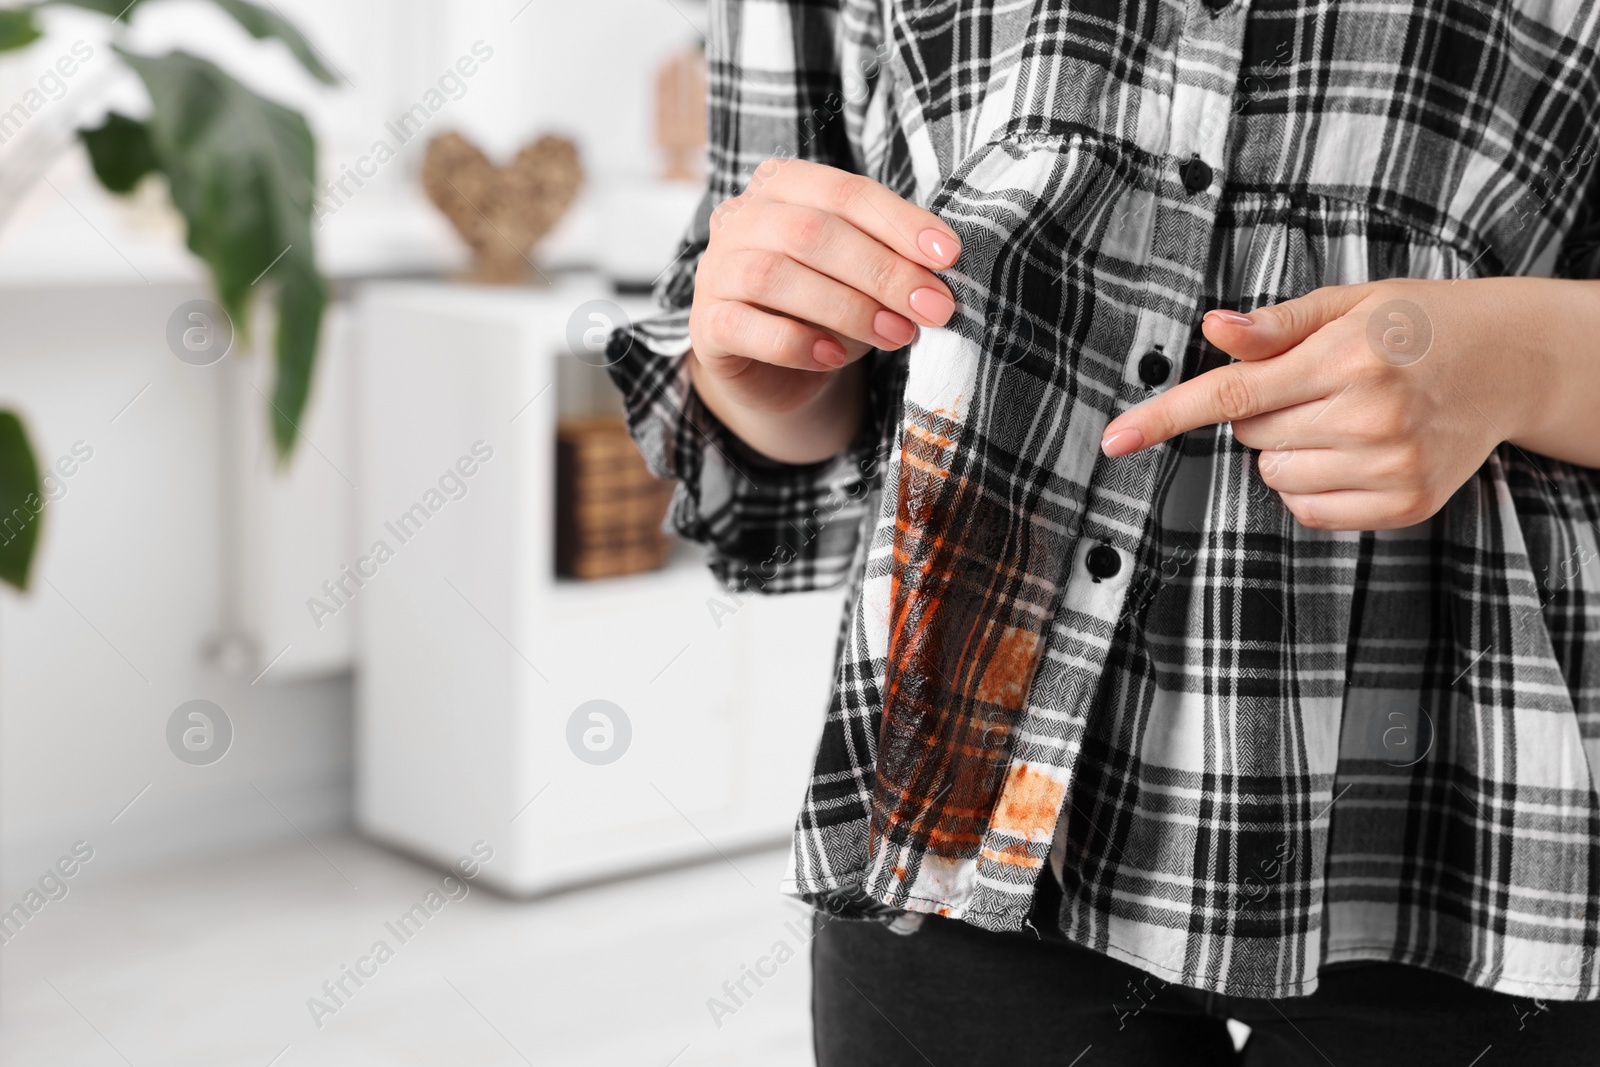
221;302;359;681
354;279;845;894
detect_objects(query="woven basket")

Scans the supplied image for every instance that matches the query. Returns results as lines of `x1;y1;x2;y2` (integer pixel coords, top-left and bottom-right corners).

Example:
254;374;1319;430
555;417;675;579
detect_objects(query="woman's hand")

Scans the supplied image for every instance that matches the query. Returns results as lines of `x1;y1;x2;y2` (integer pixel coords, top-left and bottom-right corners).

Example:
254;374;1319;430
688;158;960;464
1097;277;1600;532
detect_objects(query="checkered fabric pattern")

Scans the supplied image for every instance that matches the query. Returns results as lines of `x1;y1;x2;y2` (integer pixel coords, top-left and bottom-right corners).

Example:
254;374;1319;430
607;0;1600;999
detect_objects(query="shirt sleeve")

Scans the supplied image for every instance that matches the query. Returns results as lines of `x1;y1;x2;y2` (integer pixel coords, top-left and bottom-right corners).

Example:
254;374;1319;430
1558;220;1600;279
605;0;891;594
1557;148;1600;278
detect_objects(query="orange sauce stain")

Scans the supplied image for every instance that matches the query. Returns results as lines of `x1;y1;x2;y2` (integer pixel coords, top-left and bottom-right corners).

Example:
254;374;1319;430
980;841;1043;869
905;422;955;450
921;826;986;850
990;763;1065;840
975;625;1043;706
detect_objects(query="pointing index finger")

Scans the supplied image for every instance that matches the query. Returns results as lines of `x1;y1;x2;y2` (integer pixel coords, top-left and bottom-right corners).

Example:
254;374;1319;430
1100;356;1326;457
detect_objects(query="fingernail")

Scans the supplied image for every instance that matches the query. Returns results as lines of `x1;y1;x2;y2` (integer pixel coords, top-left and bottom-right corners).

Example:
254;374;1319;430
1101;427;1145;457
917;228;960;267
813;337;848;368
873;310;917;348
909;287;956;326
1205;309;1253;326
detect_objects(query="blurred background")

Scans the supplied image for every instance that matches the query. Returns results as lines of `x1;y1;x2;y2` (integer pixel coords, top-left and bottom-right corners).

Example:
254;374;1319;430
0;2;845;1063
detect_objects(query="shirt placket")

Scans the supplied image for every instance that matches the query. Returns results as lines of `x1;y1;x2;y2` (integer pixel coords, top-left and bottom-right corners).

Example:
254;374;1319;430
965;0;1251;931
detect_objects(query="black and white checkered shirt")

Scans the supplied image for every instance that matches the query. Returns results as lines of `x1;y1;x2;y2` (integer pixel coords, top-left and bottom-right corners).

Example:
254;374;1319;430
609;0;1600;999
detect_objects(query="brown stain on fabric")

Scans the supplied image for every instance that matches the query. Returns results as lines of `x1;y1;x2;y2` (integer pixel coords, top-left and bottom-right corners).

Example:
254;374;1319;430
869;399;1058;865
975;625;1043;706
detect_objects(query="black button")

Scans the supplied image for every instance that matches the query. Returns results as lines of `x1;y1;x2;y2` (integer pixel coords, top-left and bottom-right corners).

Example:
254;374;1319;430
1180;155;1213;194
1086;543;1121;581
1138;350;1172;387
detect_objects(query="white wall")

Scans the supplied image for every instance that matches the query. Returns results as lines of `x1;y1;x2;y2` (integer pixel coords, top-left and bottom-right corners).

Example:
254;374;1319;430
0;284;353;896
1;0;705;181
0;0;711;892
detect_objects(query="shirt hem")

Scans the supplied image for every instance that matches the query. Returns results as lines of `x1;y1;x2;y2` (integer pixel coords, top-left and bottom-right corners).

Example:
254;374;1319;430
779;876;1598;1002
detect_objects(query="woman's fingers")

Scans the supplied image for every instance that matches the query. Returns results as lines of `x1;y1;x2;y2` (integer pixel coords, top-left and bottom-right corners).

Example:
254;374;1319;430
1103;355;1333;456
1255;447;1385;494
750;201;957;329
690;159;961;400
1230;399;1347;451
1262;429;1440;528
1277;489;1439;532
1199;286;1371;362
711;248;921;350
755;158;961;273
693;299;866;374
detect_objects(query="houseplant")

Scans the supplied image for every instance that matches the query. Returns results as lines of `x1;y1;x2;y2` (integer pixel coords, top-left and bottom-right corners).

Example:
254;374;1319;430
0;0;335;590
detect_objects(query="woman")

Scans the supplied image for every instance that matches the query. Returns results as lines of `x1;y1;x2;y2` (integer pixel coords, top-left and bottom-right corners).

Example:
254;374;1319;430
609;0;1600;1061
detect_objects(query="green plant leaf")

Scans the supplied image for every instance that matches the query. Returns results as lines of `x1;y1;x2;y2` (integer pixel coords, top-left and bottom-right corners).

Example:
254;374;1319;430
209;0;338;85
271;256;325;457
117;47;323;461
0;8;42;51
0;411;42;591
79;111;160;192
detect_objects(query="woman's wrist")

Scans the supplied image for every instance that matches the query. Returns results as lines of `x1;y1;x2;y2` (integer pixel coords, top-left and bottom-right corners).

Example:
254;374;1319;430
1478;277;1558;447
686;348;868;466
1491;277;1600;464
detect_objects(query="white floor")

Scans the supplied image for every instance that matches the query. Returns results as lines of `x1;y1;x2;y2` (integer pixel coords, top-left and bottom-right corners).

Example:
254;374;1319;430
0;835;813;1066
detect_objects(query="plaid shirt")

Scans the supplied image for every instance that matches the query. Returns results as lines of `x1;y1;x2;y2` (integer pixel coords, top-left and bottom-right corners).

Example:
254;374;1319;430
608;0;1600;999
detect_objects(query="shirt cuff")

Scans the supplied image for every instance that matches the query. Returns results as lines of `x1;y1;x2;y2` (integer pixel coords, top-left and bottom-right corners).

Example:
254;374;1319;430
605;309;878;593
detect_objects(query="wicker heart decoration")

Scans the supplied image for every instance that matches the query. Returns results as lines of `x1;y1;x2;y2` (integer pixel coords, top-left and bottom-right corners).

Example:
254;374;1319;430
422;131;583;284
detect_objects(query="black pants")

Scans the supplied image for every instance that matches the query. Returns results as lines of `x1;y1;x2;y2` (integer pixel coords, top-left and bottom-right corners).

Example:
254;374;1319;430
813;905;1600;1066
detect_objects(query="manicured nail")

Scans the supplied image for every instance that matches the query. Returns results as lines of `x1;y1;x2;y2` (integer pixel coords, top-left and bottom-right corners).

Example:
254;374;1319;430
873;309;917;348
909;287;956;326
813;337;848;368
917;228;960;267
1205;309;1253;326
1101;427;1145;457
